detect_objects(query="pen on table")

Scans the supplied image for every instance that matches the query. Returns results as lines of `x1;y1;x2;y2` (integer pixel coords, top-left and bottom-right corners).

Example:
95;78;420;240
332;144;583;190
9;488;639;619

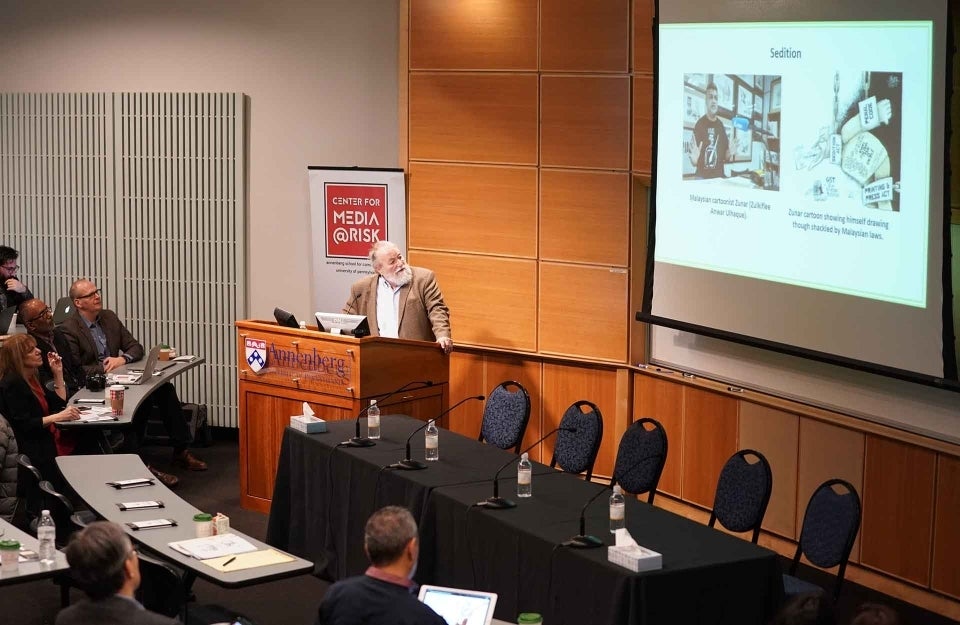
222;556;236;568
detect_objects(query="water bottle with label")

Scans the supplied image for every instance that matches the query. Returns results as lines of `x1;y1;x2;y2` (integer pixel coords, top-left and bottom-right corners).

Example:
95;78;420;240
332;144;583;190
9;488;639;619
609;485;625;532
517;452;532;498
424;419;439;461
38;509;56;565
367;399;380;440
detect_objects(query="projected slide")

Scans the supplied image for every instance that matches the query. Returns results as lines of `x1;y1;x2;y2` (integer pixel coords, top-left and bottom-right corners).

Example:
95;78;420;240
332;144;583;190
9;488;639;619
657;22;932;307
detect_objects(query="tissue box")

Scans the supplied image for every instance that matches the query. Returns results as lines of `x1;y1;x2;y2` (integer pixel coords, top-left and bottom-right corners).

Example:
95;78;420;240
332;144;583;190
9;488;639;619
291;415;327;433
608;544;663;572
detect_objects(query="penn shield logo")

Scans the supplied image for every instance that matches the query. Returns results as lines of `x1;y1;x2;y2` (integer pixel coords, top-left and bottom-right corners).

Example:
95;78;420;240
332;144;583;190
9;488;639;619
245;338;267;374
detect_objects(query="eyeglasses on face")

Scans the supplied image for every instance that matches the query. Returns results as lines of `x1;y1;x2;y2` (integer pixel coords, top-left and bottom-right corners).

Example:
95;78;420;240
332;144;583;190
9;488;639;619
75;288;102;300
25;307;51;323
1;264;19;272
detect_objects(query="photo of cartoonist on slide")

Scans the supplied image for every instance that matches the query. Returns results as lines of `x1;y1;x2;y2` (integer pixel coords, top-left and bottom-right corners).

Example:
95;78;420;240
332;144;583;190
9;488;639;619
682;73;782;191
793;71;903;211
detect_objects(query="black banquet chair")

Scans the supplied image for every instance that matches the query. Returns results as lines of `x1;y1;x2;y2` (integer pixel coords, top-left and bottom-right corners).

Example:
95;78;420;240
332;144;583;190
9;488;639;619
610;418;667;503
478;380;531;454
707;449;772;543
783;478;862;600
550;400;603;481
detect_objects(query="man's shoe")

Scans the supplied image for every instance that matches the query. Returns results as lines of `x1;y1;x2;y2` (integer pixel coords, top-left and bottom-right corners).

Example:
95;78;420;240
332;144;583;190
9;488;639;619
172;450;208;471
148;465;179;488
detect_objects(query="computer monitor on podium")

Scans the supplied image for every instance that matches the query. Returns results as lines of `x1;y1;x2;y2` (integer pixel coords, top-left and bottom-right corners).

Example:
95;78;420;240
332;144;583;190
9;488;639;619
315;312;371;338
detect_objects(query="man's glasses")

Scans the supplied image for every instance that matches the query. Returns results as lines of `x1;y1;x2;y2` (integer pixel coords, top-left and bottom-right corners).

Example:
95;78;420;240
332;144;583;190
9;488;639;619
1;264;19;272
25;307;51;323
75;288;102;300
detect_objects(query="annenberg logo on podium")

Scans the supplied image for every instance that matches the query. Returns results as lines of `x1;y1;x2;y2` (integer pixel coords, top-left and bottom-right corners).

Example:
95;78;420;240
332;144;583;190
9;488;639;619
245;338;267;374
325;183;387;257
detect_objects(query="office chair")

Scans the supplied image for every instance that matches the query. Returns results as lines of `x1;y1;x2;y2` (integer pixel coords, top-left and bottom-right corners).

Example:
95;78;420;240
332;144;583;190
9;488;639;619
478;380;531;454
708;449;773;543
610;418;668;503
550;400;603;481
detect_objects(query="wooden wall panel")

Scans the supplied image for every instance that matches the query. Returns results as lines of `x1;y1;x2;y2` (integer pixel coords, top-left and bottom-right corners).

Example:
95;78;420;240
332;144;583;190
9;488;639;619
634;374;684;497
540;169;629;266
409;0;538;70
408;250;538;351
739;402;799;539
932;454;960;598
539;262;628;362
485;355;544;461
633;0;655;73
409;162;538;257
797;418;864;559
542;363;620;477
410;73;538;164
632;75;654;174
540;76;630;170
861;436;936;586
448;351;485;437
540;0;629;72
630;177;650;363
681;387;738;508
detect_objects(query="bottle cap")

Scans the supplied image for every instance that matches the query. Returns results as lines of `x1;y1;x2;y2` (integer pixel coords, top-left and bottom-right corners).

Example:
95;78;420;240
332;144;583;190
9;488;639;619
613;485;622;495
193;513;213;522
517;613;543;624
42;509;50;515
370;399;377;405
521;452;529;460
0;539;21;550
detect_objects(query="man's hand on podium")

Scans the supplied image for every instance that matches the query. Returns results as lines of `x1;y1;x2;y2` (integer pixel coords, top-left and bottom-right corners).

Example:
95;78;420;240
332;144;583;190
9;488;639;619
438;337;453;355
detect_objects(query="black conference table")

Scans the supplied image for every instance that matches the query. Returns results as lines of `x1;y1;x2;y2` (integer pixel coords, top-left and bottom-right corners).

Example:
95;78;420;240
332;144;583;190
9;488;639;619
267;416;783;625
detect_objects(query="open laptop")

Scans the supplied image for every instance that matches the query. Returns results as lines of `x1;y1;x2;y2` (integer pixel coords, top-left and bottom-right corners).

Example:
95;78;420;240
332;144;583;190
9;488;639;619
418;585;498;625
0;306;17;335
125;345;176;383
52;296;74;325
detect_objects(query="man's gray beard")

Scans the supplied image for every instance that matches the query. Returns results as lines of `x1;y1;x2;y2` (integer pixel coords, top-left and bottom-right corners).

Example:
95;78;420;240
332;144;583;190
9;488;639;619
391;266;413;287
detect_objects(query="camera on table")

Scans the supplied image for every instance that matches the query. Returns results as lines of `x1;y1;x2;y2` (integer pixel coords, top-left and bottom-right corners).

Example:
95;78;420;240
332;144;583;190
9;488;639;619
85;373;106;392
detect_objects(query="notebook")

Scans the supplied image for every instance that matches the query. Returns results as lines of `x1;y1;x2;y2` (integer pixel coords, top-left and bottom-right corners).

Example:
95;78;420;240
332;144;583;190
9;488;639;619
418;585;498;625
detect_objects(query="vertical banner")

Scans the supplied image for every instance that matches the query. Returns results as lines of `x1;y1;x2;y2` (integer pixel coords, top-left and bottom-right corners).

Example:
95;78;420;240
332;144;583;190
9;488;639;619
308;166;407;314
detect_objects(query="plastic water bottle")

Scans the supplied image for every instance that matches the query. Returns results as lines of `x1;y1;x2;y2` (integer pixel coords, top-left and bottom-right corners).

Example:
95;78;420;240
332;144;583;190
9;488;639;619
38;509;56;565
517;452;532;498
424;419;439;461
609;485;625;533
367;400;380;440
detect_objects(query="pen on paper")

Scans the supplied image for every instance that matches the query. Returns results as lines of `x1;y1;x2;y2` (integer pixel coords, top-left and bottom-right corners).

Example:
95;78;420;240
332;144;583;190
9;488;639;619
222;556;236;568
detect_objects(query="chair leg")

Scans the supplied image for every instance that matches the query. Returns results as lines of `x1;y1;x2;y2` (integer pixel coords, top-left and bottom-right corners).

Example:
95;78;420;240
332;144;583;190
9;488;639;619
59;578;71;607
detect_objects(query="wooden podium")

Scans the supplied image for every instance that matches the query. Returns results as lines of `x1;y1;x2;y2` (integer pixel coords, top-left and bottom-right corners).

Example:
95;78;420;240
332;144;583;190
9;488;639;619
236;319;449;512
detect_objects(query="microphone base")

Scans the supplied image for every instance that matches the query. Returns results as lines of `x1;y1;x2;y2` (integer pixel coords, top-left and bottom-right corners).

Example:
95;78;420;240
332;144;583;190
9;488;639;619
562;534;604;549
395;459;428;470
341;437;376;448
479;496;517;509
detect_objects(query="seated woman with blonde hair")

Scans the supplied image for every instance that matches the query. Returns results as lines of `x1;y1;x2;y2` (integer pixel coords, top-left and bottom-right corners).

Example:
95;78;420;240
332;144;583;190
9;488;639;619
0;334;80;488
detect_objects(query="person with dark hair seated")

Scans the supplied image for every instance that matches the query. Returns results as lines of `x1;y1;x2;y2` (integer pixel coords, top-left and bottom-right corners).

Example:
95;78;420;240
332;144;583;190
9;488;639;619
56;521;178;625
849;603;899;625
316;505;446;625
0;245;33;311
770;593;836;625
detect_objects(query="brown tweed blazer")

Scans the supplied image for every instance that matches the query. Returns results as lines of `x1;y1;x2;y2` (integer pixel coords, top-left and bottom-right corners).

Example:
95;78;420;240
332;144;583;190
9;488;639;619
343;266;450;342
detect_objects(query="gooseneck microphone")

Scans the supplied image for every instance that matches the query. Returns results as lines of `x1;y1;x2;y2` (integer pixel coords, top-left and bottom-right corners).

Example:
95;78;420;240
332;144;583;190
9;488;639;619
391;395;485;470
477;426;577;509
562;451;664;549
341;380;434;447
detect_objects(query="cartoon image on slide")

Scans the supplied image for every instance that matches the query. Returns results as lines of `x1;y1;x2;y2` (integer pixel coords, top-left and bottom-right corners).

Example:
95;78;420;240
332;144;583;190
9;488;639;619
793;71;903;211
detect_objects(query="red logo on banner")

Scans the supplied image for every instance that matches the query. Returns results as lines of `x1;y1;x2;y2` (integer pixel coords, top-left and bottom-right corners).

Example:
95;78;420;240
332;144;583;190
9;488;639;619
325;183;387;257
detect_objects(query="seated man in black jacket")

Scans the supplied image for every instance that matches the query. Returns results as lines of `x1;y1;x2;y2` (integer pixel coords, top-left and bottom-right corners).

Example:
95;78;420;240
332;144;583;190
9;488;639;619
54;279;207;487
316;506;447;625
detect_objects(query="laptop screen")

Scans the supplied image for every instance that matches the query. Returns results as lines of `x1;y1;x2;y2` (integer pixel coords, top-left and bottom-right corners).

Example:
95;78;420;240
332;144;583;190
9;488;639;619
418;585;497;625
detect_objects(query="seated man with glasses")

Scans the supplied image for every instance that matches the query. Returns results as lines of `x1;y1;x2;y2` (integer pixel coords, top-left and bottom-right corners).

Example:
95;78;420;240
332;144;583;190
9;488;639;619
19;298;78;392
54;279;208;487
57;521;178;625
0;245;33;311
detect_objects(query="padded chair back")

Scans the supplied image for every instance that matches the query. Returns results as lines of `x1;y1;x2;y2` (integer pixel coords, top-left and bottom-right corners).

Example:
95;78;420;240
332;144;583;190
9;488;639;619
137;551;189;617
550;400;603;480
16;454;44;531
611;418;667;503
478;381;531;453
708;449;772;543
38;479;91;546
790;478;862;598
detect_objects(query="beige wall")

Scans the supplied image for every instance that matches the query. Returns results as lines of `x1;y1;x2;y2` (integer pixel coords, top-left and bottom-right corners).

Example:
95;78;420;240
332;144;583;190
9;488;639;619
0;0;399;319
